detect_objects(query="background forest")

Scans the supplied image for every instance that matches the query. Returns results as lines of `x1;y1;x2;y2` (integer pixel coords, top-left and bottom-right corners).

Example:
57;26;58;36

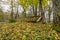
0;0;60;40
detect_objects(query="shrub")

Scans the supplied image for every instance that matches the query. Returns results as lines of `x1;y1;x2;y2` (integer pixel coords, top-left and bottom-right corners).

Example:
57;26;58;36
9;19;16;23
0;13;5;22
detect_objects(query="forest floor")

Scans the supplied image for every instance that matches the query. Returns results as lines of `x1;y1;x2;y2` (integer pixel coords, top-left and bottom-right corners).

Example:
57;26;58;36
0;17;60;40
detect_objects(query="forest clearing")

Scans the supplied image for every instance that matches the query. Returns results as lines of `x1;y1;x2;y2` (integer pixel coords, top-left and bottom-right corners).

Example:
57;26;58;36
0;0;60;40
0;17;60;40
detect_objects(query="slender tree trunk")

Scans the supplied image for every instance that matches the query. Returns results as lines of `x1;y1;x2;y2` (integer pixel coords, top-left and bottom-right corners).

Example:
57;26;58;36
32;6;37;22
22;8;26;17
32;6;35;16
32;6;37;16
48;6;51;23
11;0;14;19
15;6;19;19
52;0;59;24
34;6;37;16
15;0;19;19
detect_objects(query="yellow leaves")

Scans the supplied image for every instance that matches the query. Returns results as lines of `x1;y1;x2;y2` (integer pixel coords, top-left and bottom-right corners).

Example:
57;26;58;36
0;18;59;40
32;0;38;6
25;28;31;33
22;35;26;40
19;0;39;9
41;0;49;8
52;30;56;33
19;0;29;9
42;0;48;5
11;33;17;39
14;28;20;34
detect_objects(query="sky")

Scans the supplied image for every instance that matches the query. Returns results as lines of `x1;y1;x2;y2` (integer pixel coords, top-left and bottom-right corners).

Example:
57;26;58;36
0;4;31;14
0;0;24;13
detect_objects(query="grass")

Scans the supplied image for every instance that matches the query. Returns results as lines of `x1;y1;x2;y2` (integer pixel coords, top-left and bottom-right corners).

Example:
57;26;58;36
52;24;60;33
0;17;60;40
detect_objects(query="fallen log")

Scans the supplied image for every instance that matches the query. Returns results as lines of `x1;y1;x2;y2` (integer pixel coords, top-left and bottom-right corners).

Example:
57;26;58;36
36;17;42;22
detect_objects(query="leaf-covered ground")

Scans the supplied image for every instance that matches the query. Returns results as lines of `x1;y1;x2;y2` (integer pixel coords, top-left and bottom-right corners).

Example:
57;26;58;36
0;17;60;40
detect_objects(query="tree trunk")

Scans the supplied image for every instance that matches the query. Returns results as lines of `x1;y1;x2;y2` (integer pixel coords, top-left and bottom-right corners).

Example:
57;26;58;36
32;6;35;16
37;0;45;23
15;6;19;19
32;6;37;16
15;0;19;19
48;6;51;23
34;6;37;16
11;0;14;19
52;0;59;24
22;8;26;17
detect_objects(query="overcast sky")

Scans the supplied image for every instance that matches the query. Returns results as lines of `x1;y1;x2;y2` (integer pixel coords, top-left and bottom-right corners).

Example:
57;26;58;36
0;0;24;13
